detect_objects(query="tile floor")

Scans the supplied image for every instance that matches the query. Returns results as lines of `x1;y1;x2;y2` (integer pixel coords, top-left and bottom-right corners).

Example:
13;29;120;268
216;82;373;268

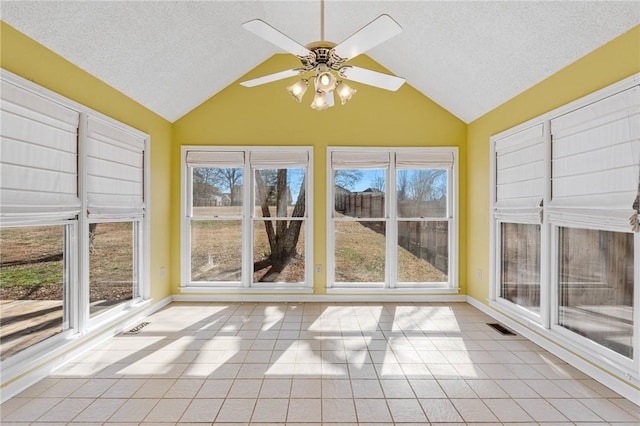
2;302;639;425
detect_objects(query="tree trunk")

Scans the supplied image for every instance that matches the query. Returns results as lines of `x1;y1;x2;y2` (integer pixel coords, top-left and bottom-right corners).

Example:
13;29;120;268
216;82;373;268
254;172;305;282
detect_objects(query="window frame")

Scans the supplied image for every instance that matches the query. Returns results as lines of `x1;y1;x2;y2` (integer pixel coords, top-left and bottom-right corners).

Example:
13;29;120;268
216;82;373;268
489;73;640;378
326;147;459;292
0;69;150;375
549;224;637;370
180;146;313;291
489;121;550;325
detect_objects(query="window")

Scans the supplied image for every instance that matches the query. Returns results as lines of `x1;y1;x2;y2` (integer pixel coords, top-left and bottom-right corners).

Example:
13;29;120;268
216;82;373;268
491;123;545;317
557;227;634;358
89;221;137;317
548;85;639;362
85;116;146;321
182;147;312;289
0;225;70;360
491;76;639;374
328;148;458;290
500;223;540;313
0;72;149;369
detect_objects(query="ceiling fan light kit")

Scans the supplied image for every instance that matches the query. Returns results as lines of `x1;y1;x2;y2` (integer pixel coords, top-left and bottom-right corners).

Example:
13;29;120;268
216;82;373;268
286;79;309;103
240;0;405;111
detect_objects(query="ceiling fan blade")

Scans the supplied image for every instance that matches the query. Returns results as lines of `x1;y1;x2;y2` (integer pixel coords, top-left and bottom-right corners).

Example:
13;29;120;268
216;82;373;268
242;19;311;57
333;14;402;60
340;66;405;91
240;69;303;87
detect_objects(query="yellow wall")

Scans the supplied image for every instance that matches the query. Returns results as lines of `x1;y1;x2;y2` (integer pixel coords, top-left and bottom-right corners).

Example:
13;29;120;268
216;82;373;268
466;25;640;303
6;18;636;301
1;22;174;302
172;54;468;294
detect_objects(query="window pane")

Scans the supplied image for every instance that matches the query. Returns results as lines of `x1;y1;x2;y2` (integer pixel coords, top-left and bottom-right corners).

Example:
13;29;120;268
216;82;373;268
397;169;447;218
253;220;305;283
0;226;66;360
254;168;306;218
397;221;448;282
191;220;242;282
192;167;243;216
501;223;540;313
335;221;386;282
558;227;634;358
89;222;135;317
334;169;385;218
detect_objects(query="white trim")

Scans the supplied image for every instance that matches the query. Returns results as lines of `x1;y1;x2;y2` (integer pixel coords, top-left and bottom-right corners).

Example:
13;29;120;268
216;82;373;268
0;69;151;385
0;295;171;403
468;296;640;405
490;73;640;379
173;293;467;303
180;146;313;290
327;147;459;290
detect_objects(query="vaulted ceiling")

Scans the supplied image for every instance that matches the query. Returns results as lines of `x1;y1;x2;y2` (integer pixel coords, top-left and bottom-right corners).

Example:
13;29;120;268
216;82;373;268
2;1;638;123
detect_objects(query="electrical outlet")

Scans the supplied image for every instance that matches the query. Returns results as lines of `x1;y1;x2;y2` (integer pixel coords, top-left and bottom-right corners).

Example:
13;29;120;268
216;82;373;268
160;267;166;278
476;269;482;280
315;264;322;274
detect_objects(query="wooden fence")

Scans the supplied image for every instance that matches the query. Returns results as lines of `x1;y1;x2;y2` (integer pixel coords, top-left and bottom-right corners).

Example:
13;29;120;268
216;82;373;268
335;190;448;274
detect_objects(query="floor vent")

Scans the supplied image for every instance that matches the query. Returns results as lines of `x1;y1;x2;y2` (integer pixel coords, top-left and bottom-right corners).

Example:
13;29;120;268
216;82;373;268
126;322;149;334
487;322;516;336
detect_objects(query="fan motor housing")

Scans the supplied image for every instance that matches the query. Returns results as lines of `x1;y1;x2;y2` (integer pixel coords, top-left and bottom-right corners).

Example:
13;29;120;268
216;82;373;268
301;41;346;71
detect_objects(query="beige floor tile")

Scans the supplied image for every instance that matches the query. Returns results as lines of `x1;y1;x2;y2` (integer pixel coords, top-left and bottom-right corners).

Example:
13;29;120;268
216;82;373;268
4;302;638;426
108;398;158;422
251;398;289;423
287;398;321;422
387;398;428;423
322;398;357;422
179;398;223;422
74;398;126;422
143;398;190;422
420;398;464;422
215;398;256;423
450;398;499;422
354;398;392;423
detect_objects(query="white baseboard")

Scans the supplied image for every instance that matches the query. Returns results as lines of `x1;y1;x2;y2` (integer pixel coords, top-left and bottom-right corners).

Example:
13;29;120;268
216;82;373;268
0;296;172;403
173;293;468;303
466;296;640;406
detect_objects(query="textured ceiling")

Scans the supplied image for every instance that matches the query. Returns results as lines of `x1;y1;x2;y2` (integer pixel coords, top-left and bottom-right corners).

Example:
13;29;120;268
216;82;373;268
2;1;639;123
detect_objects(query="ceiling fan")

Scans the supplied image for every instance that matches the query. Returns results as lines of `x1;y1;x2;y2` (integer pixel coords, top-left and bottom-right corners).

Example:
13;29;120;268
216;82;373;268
240;0;405;110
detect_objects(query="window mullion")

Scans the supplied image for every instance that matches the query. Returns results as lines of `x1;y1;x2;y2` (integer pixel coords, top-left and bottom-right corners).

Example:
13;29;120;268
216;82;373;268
388;154;396;289
243;154;252;288
77;113;89;333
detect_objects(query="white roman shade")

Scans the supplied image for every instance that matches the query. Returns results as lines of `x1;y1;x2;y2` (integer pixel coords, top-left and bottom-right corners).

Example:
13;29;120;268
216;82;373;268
250;150;308;168
396;151;454;169
493;124;545;223
0;80;81;222
549;86;640;229
186;151;244;168
331;151;390;169
86;116;145;218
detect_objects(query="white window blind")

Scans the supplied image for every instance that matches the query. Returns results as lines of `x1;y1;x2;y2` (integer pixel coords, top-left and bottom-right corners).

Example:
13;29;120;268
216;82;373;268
494;124;545;223
186;151;244;168
331;151;390;169
250;150;308;168
0;80;81;222
549;86;640;229
396;151;454;169
86;116;145;218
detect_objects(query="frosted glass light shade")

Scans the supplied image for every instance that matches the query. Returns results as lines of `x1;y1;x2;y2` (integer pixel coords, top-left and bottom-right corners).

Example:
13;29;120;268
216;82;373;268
286;79;308;103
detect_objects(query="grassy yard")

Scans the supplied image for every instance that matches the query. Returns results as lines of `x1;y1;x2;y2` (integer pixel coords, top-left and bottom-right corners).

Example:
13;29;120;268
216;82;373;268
0;223;134;304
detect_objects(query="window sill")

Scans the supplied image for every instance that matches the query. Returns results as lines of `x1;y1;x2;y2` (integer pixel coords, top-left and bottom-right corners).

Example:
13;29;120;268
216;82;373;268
180;286;314;294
